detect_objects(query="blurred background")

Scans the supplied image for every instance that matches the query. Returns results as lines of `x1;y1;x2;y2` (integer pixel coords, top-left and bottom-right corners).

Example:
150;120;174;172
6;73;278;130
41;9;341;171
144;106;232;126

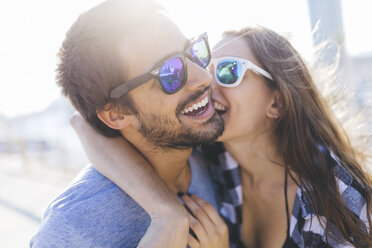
0;0;371;247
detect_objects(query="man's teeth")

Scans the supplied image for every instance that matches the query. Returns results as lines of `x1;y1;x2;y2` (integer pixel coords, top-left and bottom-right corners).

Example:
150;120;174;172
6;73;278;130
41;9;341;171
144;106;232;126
181;96;208;114
213;102;226;111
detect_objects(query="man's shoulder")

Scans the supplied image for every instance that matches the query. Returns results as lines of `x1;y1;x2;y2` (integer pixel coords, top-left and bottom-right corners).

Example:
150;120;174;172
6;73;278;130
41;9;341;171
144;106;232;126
47;165;146;214
30;165;150;248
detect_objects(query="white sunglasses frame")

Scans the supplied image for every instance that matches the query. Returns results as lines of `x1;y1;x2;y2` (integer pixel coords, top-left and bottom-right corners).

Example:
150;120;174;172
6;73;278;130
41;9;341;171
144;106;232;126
210;56;273;88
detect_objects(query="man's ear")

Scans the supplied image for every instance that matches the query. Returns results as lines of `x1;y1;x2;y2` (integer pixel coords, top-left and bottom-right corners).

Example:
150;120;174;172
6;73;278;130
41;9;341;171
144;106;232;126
97;104;131;130
266;91;283;120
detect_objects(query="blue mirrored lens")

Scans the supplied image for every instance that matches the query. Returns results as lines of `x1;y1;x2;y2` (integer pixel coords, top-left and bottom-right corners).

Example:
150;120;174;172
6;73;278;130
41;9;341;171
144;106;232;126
216;60;242;85
159;57;185;93
191;38;210;68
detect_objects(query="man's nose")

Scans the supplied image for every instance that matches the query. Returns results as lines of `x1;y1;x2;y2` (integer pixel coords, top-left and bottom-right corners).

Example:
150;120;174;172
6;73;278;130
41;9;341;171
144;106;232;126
184;59;212;91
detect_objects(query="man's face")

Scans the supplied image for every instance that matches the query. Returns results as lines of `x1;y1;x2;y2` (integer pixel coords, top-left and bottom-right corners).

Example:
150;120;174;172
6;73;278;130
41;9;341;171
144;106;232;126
119;15;224;149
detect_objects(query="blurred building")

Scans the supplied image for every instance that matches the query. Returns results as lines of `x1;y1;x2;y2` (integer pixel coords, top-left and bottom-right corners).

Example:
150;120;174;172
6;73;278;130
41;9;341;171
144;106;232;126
308;0;345;47
308;0;371;144
0;98;88;172
307;0;350;77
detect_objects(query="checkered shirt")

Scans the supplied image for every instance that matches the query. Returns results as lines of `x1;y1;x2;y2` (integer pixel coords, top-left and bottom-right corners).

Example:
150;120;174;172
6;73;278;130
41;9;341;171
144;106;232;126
199;143;370;248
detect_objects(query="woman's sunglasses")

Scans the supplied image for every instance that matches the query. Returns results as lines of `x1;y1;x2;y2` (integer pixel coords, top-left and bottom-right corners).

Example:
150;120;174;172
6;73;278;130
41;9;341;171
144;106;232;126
210;56;273;88
110;33;211;99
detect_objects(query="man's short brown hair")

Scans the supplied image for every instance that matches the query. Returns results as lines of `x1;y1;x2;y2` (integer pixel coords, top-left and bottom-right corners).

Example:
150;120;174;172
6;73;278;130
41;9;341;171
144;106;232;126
56;0;163;137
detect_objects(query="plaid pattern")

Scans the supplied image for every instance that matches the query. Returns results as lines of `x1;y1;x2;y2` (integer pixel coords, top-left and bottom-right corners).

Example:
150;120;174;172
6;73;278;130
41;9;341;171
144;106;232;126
200;143;244;248
199;143;370;248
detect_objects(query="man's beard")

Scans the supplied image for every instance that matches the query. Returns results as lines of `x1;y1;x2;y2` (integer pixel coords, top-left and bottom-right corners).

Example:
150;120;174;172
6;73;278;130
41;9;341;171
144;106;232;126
136;111;224;150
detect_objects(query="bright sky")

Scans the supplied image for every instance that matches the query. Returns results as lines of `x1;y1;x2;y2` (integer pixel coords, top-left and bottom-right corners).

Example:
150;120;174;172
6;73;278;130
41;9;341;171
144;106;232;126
0;0;370;117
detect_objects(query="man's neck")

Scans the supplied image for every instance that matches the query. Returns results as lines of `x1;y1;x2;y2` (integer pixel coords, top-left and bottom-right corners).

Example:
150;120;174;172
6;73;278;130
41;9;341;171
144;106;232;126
123;131;193;194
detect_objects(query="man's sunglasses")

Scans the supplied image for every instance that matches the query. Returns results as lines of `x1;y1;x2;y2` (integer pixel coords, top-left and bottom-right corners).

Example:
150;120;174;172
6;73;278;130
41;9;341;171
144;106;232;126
110;33;211;99
211;56;273;88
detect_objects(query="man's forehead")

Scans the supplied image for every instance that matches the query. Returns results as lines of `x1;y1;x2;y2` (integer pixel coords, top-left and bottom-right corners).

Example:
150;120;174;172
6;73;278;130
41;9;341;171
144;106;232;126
118;18;188;79
126;13;186;50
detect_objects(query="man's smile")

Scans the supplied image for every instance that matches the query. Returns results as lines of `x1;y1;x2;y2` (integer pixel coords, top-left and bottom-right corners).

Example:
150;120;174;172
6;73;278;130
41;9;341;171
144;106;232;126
181;95;208;115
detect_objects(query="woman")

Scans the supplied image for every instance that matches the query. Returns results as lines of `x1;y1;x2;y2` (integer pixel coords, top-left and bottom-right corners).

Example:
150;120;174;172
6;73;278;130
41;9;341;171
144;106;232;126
72;26;371;247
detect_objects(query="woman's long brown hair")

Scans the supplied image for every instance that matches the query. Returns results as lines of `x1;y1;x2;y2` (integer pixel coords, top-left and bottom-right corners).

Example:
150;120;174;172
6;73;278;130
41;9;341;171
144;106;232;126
223;26;371;247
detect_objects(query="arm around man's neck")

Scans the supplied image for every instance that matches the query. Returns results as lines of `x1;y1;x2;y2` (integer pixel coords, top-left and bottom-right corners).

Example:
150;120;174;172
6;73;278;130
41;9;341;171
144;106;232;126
70;113;189;248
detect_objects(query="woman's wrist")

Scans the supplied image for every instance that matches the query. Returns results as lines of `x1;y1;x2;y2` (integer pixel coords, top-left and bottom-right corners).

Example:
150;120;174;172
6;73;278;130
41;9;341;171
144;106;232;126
138;203;190;248
149;197;188;223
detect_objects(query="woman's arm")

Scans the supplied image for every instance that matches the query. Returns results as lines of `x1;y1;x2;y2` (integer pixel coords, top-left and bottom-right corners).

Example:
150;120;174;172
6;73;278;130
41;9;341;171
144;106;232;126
71;113;230;248
70;113;189;248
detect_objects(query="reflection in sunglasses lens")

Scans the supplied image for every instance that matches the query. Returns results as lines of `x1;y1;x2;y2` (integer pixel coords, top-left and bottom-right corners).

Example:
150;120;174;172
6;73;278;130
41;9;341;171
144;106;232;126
191;38;210;68
159;57;185;93
217;60;241;84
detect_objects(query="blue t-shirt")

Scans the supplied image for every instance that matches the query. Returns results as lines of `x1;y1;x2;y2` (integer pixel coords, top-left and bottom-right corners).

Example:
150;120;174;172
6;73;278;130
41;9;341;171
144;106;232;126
30;150;218;248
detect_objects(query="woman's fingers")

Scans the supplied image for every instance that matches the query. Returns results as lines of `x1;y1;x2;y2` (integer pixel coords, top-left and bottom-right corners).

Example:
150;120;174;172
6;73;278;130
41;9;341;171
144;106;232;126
190;195;228;234
182;194;215;232
188;211;208;244
183;194;230;248
187;233;200;248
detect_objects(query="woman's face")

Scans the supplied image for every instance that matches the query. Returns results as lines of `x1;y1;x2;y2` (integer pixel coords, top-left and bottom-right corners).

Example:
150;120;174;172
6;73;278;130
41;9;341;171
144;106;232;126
211;36;278;143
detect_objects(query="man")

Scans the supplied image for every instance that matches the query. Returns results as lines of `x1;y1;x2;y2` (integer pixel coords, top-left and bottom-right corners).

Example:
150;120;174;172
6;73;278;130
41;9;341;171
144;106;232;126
30;0;224;247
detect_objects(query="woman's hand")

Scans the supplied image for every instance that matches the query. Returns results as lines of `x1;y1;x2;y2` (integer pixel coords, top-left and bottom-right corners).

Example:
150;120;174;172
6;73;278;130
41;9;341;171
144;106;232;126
180;194;230;248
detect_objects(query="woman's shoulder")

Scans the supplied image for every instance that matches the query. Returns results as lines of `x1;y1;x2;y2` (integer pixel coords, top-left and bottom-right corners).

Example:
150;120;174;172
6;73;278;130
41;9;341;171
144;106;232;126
330;156;370;230
290;147;370;247
318;145;368;204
